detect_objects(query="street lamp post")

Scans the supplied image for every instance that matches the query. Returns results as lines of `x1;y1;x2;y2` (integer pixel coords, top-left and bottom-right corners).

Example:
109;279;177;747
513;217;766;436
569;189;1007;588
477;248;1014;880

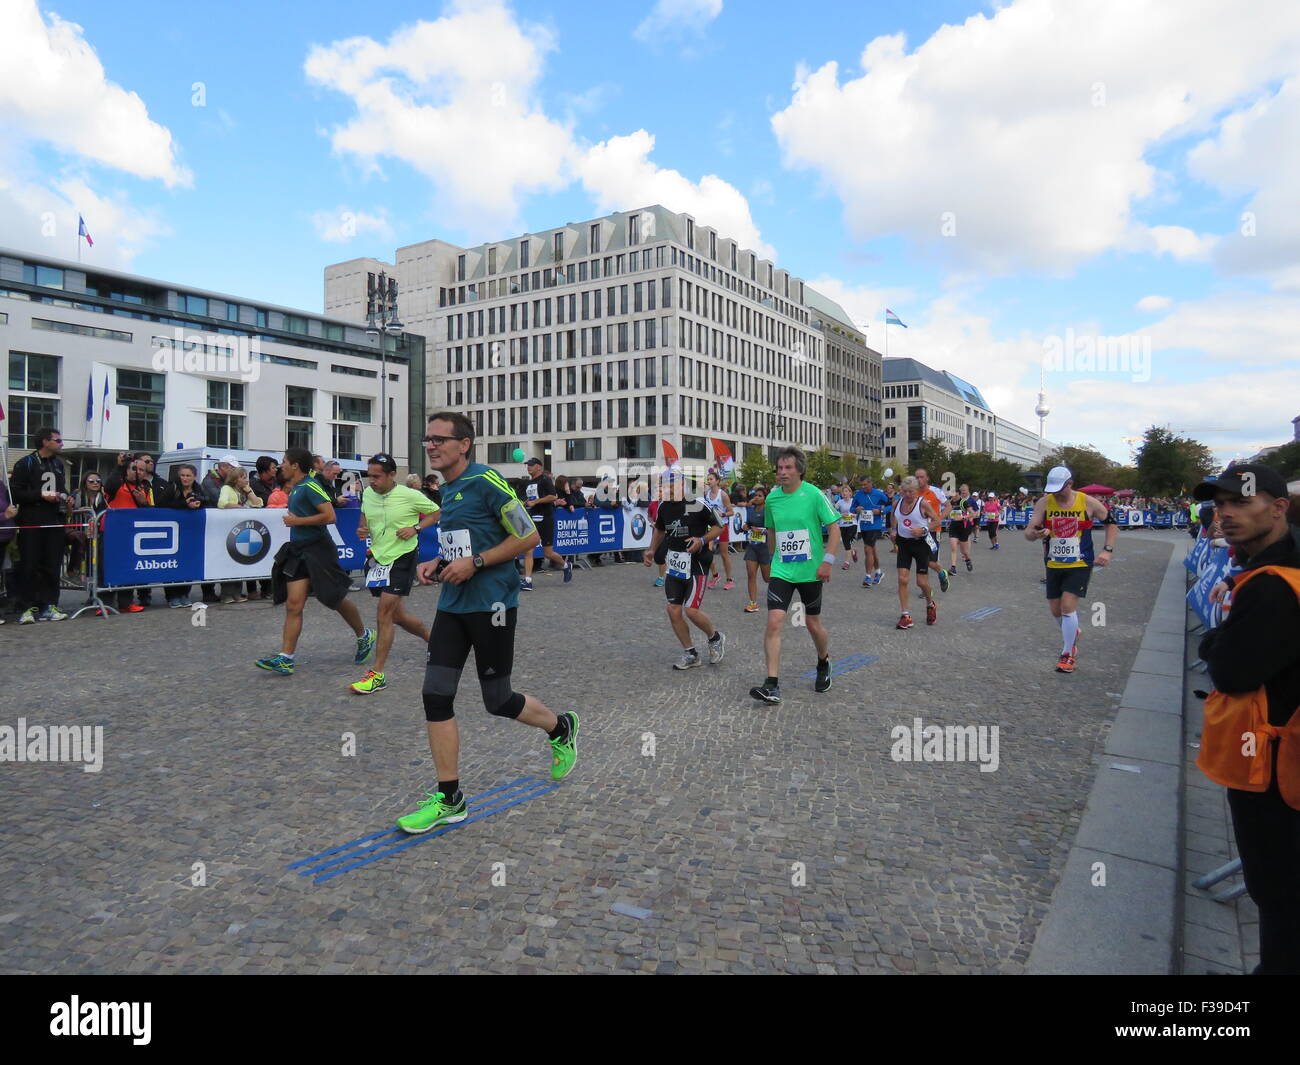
767;404;786;464
365;271;403;457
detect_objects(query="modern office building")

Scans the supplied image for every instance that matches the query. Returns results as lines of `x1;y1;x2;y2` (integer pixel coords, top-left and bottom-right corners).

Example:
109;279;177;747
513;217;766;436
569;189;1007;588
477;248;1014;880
326;205;825;479
882;358;968;464
806;288;883;463
1;249;425;478
882;356;1051;470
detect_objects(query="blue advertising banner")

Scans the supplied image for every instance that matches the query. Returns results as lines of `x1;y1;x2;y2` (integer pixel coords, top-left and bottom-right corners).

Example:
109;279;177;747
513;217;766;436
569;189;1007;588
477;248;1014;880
101;505;651;585
1184;532;1211;573
1186;546;1232;629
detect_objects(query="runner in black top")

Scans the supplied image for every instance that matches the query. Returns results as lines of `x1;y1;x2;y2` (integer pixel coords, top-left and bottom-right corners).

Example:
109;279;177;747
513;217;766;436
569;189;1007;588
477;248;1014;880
645;476;726;670
520;457;572;589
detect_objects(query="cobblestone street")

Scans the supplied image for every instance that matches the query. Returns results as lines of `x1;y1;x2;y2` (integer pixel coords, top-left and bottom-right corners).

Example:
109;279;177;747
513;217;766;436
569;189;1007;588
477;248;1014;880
1;533;1175;973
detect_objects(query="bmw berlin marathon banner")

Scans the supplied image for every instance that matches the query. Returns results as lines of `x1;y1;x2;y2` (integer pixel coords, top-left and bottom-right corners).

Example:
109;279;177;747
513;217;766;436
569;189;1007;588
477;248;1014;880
100;506;654;586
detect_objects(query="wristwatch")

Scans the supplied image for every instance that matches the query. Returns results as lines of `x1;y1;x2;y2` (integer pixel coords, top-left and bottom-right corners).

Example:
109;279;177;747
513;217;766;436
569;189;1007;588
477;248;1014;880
472;554;485;570
1101;546;1114;553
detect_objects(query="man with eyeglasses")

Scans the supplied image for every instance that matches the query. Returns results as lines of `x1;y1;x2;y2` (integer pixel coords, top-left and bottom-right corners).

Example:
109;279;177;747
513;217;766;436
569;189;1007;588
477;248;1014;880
350;453;441;695
11;426;70;623
395;413;578;834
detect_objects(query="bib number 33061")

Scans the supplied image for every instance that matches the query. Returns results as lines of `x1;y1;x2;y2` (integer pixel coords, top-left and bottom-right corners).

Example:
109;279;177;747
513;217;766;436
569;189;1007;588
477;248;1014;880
778;529;811;563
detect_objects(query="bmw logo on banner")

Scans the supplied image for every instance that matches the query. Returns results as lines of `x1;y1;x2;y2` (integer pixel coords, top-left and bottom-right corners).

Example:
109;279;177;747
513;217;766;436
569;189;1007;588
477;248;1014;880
631;512;647;541
227;519;272;565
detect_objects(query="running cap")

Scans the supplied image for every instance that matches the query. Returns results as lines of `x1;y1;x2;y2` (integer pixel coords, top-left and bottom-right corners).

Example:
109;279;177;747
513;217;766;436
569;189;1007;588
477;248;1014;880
1192;463;1287;502
1044;466;1072;493
987;491;996;498
218;454;242;469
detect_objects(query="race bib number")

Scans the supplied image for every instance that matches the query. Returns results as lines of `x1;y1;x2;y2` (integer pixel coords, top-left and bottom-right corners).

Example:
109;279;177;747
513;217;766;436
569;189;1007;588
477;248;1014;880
860;510;873;524
526;483;539;501
439;527;473;561
924;533;938;553
364;560;392;588
1049;537;1082;563
666;549;691;579
778;529;811;564
747;527;766;543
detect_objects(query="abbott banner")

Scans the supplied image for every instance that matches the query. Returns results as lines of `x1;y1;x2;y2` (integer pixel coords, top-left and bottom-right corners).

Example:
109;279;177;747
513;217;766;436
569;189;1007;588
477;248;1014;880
533;506;651;556
101;508;373;587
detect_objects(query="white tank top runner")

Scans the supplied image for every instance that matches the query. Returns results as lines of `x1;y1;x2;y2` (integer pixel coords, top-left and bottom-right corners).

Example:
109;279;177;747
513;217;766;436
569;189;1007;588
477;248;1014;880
896;495;928;538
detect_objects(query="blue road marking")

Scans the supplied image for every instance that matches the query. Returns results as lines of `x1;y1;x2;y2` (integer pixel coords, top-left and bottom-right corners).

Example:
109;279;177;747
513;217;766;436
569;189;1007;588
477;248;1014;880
960;606;1003;621
288;775;558;883
799;652;878;680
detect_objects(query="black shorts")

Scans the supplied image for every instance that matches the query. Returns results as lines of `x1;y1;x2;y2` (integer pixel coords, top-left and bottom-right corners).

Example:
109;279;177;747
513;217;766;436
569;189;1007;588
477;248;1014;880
949;523;972;542
422;607;522;722
533;515;555;547
859;528;882;546
766;577;823;615
743;541;771;566
895;536;933;572
367;550;418;597
839;526;857;550
665;570;708;608
271;538;352;610
1045;566;1091;600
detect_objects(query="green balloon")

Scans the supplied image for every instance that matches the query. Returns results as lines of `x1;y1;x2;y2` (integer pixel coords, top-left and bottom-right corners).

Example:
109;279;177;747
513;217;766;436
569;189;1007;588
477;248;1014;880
512;448;527;463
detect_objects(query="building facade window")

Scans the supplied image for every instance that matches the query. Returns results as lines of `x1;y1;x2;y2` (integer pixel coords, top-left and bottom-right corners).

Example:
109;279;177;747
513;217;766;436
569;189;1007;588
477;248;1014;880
116;369;165;452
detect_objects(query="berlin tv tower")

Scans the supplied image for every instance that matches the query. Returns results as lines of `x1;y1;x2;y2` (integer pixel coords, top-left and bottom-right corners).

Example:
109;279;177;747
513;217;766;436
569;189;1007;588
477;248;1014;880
1034;364;1050;443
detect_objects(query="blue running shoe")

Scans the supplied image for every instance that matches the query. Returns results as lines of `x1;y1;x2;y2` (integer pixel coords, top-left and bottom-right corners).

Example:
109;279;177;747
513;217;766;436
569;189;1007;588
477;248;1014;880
354;627;376;664
255;653;295;675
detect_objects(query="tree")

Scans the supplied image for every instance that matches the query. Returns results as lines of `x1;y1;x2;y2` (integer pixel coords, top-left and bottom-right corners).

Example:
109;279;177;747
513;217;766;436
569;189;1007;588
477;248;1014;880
839;451;861;483
1136;426;1216;495
1267;439;1300;479
1036;445;1115;491
804;445;843;489
737;447;774;490
912;435;951;480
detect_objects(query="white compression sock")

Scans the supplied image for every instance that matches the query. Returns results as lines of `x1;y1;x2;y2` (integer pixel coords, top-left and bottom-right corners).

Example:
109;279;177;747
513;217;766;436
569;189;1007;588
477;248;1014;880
1060;611;1079;655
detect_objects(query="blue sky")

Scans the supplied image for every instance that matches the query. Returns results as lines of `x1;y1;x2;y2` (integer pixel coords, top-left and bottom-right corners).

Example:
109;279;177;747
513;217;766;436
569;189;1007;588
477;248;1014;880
2;0;1298;465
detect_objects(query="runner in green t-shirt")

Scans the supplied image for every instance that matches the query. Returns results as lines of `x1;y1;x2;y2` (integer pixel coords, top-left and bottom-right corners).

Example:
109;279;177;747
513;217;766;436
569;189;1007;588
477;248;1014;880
351;453;442;695
749;446;840;704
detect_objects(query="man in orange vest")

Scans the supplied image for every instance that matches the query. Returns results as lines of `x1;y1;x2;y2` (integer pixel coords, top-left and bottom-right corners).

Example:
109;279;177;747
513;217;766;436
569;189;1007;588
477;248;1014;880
1196;462;1300;974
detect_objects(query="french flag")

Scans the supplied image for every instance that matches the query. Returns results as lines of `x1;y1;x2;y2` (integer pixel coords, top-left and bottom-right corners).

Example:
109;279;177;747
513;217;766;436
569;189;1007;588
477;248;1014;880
102;376;110;420
79;215;94;247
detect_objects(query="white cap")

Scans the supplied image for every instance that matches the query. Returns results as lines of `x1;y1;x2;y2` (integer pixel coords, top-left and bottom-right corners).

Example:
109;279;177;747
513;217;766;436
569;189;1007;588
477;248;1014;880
987;491;996;498
219;454;242;469
1044;466;1072;493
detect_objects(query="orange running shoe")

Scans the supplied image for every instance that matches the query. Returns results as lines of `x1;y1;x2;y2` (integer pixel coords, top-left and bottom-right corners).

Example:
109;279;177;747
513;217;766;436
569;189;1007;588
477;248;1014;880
1056;653;1075;673
925;599;938;626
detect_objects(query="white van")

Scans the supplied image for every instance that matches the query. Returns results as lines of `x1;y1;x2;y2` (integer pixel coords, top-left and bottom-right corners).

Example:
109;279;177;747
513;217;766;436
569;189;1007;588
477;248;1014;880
156;447;368;483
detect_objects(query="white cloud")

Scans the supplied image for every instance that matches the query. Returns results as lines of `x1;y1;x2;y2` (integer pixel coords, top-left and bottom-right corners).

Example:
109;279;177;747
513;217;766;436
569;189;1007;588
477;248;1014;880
1135;295;1172;313
0;154;171;267
634;0;722;43
577;130;773;258
311;206;395;243
305;0;574;235
803;277;913;337
771;0;1300;274
306;2;771;254
0;0;190;187
1189;75;1300;290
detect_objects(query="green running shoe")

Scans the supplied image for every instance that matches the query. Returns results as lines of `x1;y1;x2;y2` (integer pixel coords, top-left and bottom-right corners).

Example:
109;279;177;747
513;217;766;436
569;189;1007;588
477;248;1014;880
255;653;295;675
354;627;376;664
397;790;467;834
350;669;386;694
549;711;579;781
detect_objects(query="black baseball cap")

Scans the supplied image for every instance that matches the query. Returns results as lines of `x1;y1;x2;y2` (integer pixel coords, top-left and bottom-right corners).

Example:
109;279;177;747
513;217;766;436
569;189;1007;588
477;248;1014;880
1192;463;1288;502
525;457;543;467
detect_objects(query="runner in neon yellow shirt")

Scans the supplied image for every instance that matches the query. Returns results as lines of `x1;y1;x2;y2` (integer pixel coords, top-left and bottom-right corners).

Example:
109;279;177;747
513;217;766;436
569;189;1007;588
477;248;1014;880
352;453;441;694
